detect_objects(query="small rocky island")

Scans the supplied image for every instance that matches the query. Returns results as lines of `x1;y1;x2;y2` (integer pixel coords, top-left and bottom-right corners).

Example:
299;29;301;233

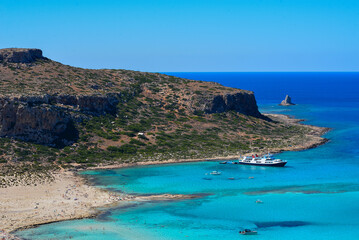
280;95;295;106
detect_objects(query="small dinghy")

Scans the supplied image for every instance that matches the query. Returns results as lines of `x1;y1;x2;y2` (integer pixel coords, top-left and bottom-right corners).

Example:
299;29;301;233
210;171;222;175
239;229;258;235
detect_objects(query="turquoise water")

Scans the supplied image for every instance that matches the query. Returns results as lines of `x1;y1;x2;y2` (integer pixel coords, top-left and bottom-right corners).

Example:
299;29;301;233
17;73;359;239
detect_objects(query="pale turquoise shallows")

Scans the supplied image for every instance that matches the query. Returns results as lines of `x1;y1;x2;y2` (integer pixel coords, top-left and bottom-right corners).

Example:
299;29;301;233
16;73;359;239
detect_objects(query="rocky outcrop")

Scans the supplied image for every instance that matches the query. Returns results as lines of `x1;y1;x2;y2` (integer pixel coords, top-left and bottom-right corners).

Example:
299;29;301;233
0;93;124;146
0;100;75;146
191;91;264;118
15;93;122;114
0;89;265;146
280;95;295;106
0;48;44;64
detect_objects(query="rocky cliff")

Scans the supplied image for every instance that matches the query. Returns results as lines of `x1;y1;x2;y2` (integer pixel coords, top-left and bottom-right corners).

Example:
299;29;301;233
0;48;44;64
0;99;75;146
0;93;127;146
192;91;262;118
0;90;262;146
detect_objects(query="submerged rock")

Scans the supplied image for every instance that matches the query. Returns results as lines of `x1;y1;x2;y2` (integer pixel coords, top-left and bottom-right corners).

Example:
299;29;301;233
280;95;295;106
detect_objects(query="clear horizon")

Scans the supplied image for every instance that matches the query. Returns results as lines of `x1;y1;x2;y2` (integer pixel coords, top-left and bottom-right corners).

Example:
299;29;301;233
1;0;358;72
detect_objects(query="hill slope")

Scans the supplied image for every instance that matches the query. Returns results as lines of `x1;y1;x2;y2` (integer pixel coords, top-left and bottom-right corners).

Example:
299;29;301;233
0;48;327;184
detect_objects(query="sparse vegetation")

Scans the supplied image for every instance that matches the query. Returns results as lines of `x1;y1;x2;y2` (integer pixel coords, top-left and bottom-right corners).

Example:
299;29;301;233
0;49;327;184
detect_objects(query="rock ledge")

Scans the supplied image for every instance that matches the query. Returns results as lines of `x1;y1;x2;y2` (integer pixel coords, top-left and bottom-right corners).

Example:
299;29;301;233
0;48;44;64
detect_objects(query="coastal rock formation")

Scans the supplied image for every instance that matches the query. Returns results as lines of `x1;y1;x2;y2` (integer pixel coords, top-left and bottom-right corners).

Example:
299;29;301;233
0;90;264;146
0;98;76;146
11;93;122;115
280;95;295;106
0;93;125;146
192;91;263;118
0;48;44;64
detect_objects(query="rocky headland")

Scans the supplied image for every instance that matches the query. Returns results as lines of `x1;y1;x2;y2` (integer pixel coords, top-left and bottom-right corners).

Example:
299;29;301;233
0;48;328;178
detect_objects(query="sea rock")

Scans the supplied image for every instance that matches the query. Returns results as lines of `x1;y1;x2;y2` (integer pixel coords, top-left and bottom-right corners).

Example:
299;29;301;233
280;95;295;106
0;48;44;64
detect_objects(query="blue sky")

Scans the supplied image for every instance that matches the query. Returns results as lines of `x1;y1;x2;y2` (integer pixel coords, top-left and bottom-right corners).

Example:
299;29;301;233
0;0;358;72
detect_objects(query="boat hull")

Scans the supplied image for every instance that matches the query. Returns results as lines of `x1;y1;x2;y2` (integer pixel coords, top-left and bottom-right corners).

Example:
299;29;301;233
240;232;257;235
239;231;258;235
238;161;287;167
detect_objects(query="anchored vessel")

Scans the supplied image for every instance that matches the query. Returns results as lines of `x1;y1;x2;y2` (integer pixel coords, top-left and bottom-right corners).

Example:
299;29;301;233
239;229;258;235
238;153;287;167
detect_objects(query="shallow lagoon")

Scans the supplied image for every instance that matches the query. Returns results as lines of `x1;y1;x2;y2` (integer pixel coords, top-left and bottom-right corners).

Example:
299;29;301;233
17;73;359;239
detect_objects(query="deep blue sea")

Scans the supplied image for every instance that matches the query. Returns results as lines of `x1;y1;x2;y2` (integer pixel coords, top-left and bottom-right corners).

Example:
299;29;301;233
17;72;359;240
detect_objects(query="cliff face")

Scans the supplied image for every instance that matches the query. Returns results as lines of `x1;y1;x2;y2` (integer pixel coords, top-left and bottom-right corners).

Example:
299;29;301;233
0;94;123;146
0;99;74;146
0;90;263;146
192;91;262;118
0;48;44;64
14;93;122;114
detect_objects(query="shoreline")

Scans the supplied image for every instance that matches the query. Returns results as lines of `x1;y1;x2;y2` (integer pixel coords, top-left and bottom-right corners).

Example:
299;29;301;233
12;192;202;234
0;170;126;238
0;171;208;239
0;113;329;239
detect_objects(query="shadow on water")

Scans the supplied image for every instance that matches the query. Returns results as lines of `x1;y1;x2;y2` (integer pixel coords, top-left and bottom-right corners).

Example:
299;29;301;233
202;177;213;180
96;210;116;222
244;183;359;195
254;221;312;228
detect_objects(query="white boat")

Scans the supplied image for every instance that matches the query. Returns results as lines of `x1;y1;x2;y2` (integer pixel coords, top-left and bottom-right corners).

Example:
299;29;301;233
238;154;287;167
210;171;222;175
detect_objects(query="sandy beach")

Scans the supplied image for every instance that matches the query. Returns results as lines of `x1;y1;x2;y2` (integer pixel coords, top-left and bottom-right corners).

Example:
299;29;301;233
0;170;124;238
0;171;206;239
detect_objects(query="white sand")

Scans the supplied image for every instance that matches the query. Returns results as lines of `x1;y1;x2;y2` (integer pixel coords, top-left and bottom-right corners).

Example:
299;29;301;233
0;171;120;234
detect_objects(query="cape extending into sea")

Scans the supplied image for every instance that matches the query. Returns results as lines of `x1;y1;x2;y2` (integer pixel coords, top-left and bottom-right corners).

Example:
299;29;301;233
2;72;359;240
